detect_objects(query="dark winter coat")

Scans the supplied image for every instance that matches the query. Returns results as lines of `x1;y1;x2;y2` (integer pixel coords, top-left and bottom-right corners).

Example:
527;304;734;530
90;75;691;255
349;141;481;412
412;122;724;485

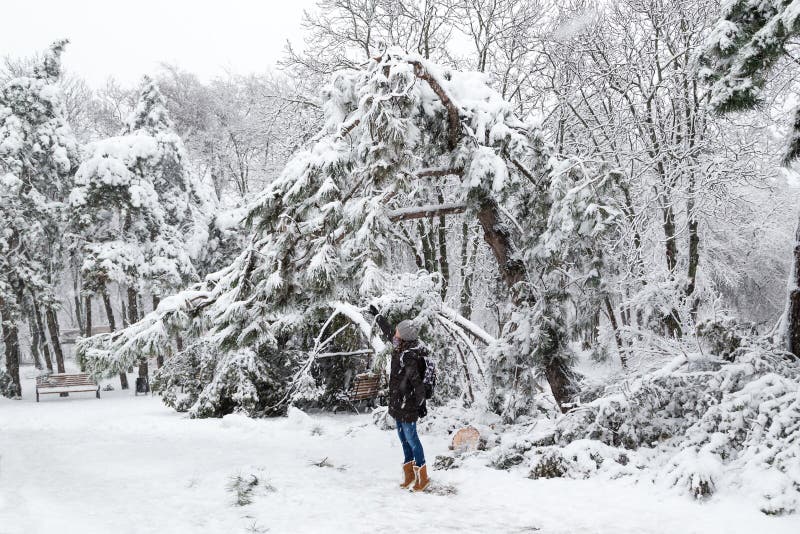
375;314;428;423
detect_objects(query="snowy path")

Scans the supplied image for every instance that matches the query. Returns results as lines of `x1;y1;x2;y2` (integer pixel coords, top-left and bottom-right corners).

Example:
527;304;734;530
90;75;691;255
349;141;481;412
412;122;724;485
1;371;798;534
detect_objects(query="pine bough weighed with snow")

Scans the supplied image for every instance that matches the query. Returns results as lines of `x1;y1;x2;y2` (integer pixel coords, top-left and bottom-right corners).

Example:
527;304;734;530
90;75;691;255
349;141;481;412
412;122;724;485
78;49;615;419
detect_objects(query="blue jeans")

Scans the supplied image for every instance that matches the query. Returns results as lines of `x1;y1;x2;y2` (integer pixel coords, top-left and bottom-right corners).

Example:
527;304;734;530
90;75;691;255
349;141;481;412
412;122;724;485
396;420;425;466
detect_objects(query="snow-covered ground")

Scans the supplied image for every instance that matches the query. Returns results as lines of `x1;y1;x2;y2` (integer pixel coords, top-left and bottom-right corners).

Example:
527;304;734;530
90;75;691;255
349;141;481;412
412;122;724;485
1;366;798;534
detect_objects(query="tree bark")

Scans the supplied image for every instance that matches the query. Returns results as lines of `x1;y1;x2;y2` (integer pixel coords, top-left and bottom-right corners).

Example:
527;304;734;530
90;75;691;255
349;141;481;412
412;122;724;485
459;221;472;318
156;293;165;367
46;308;66;374
686;216;700;314
0;304;22;397
84;295;93;338
138;359;149;387
476;200;526;293
32;301;53;372
101;287;127;389
418;220;436;273
127;286;139;325
786;215;800;359
604;297;627;369
28;315;43;370
73;292;84;337
101;288;116;331
436;189;450;300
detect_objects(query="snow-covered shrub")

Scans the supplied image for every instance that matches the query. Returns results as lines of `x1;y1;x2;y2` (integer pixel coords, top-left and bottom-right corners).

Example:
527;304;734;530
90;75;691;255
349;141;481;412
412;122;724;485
226;473;275;506
696;315;758;360
0;368;16;398
153;339;297;418
545;344;800;511
371;406;395;430
528;440;633;480
663;371;800;512
227;474;259;506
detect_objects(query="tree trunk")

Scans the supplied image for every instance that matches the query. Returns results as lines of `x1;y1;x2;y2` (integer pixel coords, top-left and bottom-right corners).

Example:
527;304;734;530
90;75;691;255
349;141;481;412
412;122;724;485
28;315;43;370
46;308;66;374
475;199;573;412
101;287;127;389
156;295;164;367
476;200;526;293
73;292;84;337
604;297;627;369
686;216;700;315
436;189;450;300
786;215;800;359
459;223;479;319
418;220;436;273
138;359;149;386
32;301;53;372
84;295;93;338
101;288;116;331
127;286;139;325
662;203;682;337
0;304;22;397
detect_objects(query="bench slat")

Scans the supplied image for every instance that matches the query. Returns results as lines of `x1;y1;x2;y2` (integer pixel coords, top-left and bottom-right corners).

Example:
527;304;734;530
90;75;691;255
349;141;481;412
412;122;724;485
37;373;98;390
347;373;380;401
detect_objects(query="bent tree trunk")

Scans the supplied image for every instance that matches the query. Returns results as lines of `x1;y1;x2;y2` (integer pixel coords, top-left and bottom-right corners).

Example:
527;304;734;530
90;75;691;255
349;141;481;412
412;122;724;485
406;60;576;412
475;199;574;412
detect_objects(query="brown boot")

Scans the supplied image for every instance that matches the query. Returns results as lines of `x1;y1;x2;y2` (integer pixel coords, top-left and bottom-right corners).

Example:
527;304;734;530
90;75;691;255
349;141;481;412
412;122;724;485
412;463;430;492
400;461;415;489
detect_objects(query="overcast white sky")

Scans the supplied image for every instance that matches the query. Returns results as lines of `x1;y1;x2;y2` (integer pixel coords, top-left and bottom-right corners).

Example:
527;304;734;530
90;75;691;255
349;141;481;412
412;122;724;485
1;0;317;87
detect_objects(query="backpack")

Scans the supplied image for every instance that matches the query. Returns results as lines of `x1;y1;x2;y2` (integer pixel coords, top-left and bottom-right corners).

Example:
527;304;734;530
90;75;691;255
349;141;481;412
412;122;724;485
418;354;437;400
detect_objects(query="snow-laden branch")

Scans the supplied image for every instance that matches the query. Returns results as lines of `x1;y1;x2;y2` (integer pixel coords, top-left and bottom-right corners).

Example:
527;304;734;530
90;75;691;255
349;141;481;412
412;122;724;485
438;305;496;345
387;202;467;221
415;167;464;178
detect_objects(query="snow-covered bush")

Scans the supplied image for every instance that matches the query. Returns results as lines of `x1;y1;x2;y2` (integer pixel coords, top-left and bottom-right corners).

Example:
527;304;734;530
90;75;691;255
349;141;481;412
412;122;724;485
528;440;633;480
696;315;758;360
0;368;16;398
542;343;800;511
153;339;296;418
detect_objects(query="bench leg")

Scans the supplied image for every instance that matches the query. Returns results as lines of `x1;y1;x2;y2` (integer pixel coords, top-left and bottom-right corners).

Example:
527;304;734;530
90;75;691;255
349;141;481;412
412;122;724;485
36;391;39;402
96;387;100;399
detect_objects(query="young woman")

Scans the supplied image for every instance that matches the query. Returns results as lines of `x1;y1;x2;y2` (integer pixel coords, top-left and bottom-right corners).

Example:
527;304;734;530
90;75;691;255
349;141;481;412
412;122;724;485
369;306;430;492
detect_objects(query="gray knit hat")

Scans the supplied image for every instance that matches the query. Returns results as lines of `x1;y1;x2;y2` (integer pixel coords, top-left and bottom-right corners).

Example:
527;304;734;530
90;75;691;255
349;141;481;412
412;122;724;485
396;320;419;341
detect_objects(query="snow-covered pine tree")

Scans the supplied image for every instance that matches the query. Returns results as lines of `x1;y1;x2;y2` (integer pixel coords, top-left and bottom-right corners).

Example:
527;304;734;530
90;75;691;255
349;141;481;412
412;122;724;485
78;49;614;418
702;1;800;358
70;77;215;383
0;40;80;395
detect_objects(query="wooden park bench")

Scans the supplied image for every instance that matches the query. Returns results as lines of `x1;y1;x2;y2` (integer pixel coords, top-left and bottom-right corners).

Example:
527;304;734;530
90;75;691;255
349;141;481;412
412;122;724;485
338;372;382;413
36;373;100;402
